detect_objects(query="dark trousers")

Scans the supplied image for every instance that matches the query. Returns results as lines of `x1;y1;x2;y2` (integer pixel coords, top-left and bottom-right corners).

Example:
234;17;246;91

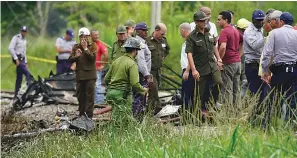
195;70;222;111
245;63;270;124
56;60;72;74
181;69;194;110
263;65;297;126
14;61;32;97
132;74;148;117
148;69;161;110
76;79;96;118
245;63;270;105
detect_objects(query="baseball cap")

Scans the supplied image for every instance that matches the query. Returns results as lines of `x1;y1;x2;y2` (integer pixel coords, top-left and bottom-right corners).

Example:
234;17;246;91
280;12;294;25
20;26;28;32
237;18;251;29
66;29;75;38
124;20;135;27
116;25;127;33
193;11;209;21
252;9;265;20
135;22;150;30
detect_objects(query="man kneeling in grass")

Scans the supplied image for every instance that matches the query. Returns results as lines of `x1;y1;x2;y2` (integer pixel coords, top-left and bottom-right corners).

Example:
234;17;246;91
104;37;149;126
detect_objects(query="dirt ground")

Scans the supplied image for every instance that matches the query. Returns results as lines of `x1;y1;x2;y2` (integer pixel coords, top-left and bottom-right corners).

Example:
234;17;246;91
1;91;111;152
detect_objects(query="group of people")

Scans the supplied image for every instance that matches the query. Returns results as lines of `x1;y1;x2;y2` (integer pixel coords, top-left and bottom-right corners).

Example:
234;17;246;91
8;6;297;126
179;7;297;127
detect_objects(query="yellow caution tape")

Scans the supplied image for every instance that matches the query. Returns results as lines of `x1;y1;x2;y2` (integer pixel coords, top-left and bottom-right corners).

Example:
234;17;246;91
0;54;56;64
27;56;56;64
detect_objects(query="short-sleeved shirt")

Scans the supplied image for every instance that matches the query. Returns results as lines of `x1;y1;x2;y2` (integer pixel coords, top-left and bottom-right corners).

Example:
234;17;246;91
55;37;76;60
146;34;170;70
111;40;125;62
218;25;242;64
94;40;108;69
185;29;217;76
8;33;27;62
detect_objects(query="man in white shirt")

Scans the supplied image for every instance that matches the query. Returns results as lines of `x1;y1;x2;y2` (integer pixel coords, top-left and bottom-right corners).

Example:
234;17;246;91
55;29;76;74
180;22;194;110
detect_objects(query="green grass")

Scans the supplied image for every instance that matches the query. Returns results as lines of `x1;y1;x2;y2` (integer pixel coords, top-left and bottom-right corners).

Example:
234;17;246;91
3;120;297;158
3;92;297;157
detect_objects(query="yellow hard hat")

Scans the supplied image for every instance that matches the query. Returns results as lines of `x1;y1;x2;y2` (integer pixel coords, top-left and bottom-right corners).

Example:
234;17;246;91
237;18;251;29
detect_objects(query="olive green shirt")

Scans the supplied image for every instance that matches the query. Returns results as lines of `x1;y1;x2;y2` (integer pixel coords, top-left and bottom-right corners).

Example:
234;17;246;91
110;40;125;62
185;29;217;76
146;34;170;70
104;53;146;94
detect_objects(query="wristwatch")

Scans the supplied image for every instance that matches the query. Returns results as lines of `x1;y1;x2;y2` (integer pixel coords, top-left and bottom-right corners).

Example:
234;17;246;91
84;47;88;51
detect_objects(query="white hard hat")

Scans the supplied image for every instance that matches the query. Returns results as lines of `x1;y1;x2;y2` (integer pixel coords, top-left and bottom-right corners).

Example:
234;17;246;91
78;27;90;36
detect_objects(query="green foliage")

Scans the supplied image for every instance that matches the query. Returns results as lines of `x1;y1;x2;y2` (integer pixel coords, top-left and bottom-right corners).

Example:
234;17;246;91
2;1;297;89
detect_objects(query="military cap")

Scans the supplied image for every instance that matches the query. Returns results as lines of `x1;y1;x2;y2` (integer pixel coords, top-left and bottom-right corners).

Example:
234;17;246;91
124;20;135;27
116;25;127;34
193;11;209;21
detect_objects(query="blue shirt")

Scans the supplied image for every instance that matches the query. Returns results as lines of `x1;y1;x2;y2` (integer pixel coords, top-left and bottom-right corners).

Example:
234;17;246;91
262;25;297;73
243;23;265;63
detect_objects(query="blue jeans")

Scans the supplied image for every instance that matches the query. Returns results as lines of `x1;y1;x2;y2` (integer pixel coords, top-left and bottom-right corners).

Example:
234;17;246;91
15;61;32;97
94;71;105;105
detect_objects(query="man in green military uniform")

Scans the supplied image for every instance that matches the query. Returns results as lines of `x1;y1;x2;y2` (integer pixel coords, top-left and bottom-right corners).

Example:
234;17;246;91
146;23;170;113
185;11;223;116
111;25;127;62
124;20;136;37
69;27;97;119
105;37;148;125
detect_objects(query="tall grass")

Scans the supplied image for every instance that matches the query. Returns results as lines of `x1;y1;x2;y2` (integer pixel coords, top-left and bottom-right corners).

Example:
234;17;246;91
3;91;297;157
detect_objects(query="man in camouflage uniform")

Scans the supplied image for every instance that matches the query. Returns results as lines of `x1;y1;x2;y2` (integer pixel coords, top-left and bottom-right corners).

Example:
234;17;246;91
111;25;127;62
146;23;170;113
69;27;97;119
105;37;148;125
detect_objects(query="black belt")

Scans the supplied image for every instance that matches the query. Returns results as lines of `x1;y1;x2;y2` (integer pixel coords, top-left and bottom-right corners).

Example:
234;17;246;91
270;62;297;73
246;61;259;68
12;54;25;64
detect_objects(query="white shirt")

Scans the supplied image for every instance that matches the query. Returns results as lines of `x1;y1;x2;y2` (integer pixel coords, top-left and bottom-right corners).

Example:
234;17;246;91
190;21;218;37
180;41;188;70
55;37;76;60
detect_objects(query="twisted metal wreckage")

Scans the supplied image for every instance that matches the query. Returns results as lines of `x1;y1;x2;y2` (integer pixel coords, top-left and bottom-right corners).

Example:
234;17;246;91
2;64;183;138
